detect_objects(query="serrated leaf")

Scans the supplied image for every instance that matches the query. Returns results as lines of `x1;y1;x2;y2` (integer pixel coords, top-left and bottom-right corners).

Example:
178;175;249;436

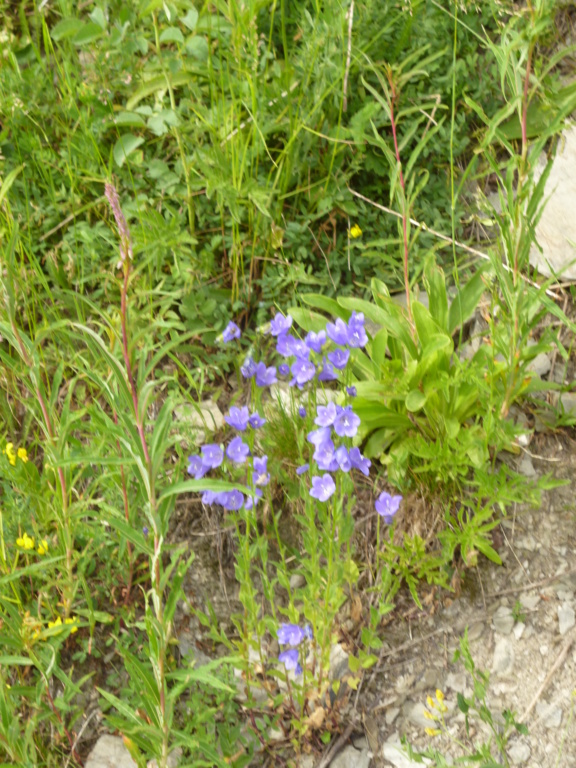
113;134;145;167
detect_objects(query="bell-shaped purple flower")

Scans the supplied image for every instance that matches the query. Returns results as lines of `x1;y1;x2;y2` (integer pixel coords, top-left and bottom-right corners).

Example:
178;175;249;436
245;488;263;510
298;406;307;418
305;330;327;354
314;402;338;427
313;439;336;471
296;463;309;475
276;333;296;358
318;359;339;382
333;406;361;438
290;358;316;387
187;454;207;480
347;311;368;348
279;648;302;675
241;357;257;379
225;406;250;431
346;385;357;397
335;445;352;472
349;447;371;476
248;412;266;429
255;362;278;387
375;491;403;523
222;321;241;342
307;426;332;446
200;444;224;470
278;363;290;376
253;456;270;486
326;317;350;346
328;347;350;370
226;436;250;464
309;474;336;502
270;313;293;336
219;489;245;511
277;623;306;646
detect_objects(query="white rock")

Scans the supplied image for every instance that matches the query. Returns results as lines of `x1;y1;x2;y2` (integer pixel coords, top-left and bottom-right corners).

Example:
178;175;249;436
147;748;182;768
491;637;515;677
382;739;432;767
519;593;540;610
536;701;563;729
331;743;371;768
174;400;224;444
529;126;576;280
527;352;551;378
85;735;137;768
513;622;525;640
508;740;531;764
329;643;349;680
407;701;433;729
493;605;515;635
558;603;575;635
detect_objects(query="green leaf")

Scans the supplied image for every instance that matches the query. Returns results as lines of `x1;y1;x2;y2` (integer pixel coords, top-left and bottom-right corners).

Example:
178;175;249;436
288;307;329;334
126;73;194;110
405;389;427;412
457;693;469;714
159;26;185;44
113;134;145;167
73;22;104;45
448;267;487;335
50;18;84;41
181;8;199;30
301;293;347;320
0;165;23;208
0;656;33;666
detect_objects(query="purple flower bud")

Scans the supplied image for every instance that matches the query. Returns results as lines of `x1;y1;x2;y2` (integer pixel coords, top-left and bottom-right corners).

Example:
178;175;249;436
143;526;149;537
225;406;250;431
298;406;307;418
270;313;293;336
245;488;263;510
309;473;336;502
222;321;241;342
278;363;290;376
375;491;402;523
226;436;250;464
346;385;357;397
296;463;309;475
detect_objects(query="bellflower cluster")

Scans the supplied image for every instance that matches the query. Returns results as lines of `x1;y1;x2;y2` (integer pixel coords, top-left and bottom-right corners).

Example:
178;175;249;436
187;403;270;512
277;622;313;676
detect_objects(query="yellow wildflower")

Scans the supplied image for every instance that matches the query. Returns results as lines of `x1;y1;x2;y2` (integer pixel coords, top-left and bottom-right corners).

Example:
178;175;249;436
17;447;28;463
349;223;362;239
64;617;79;634
37;540;49;555
426;695;436;709
425;727;441;737
48;617;62;631
3;443;17;466
16;533;35;550
423;709;436;720
435;689;447;713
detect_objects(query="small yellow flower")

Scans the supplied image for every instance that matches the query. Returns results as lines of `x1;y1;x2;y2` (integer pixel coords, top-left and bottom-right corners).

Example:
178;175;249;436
3;443;17;466
37;540;49;555
435;689;445;702
16;533;35;550
17;447;28;463
48;617;62;631
64;617;79;634
423;709;436;720
349;223;363;239
426;695;436;709
425;727;441;737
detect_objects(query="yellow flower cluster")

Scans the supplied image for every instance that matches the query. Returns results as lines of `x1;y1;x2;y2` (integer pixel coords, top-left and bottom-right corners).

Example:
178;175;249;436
48;616;79;634
16;533;48;555
423;689;447;738
3;443;28;466
349;223;363;239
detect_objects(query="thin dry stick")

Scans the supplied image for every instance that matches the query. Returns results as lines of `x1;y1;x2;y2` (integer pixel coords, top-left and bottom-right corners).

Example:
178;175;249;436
342;1;354;113
308;226;337;290
347;187;562;300
521;630;576;722
314;721;357;768
487;566;576;598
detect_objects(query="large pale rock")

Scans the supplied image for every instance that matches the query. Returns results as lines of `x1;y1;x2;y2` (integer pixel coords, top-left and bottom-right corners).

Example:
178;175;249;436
529;126;576;280
174;400;224;444
85;735;137;768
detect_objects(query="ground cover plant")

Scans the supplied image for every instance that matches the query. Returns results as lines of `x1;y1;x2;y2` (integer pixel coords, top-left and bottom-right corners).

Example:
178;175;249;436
1;0;576;765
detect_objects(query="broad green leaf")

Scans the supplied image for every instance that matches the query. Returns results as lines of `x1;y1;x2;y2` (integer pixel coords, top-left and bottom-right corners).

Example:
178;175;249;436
448;267;487;335
424;260;448;332
159;478;248;503
50;17;84;41
126;73;194;110
113;134;145;167
405;389;427;412
301;293;346;320
0;656;33;666
181;8;199;30
185;35;209;61
159;26;185;44
289;307;329;334
367;327;388;368
73;22;104;45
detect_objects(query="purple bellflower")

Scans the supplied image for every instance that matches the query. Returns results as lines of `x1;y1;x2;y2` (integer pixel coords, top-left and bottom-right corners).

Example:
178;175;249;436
328;348;350;370
187;454;207;480
326;317;350;346
335;445;352;472
276;333;296;358
225;406;250;431
226;436;250;464
222;321;241;342
278;363;290;376
253;456;270;486
313;439;336;471
270;313;293;336
318;359;339;382
346;385;357;397
296;463;309;475
307;426;332;446
255;362;278;387
245;488;263;510
310;474;336;502
201;444;224;470
333;406;361;438
241;357;257;379
375;491;403;523
347;312;368;348
248;412;266;429
219;490;245;511
305;330;326;354
279;648;302;675
290;358;316;388
349;447;371;476
314;402;339;427
277;623;306;646
298;406;307;418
